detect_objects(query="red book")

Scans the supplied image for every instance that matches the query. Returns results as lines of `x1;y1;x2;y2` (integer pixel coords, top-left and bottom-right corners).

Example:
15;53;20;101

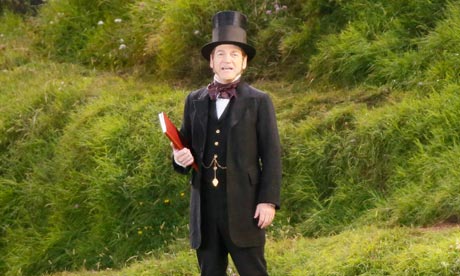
158;112;198;172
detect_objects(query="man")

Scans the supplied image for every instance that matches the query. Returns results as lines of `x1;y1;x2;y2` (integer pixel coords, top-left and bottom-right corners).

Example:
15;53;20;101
172;10;281;276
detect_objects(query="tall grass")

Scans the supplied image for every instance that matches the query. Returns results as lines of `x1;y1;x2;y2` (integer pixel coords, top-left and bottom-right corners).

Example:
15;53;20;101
0;57;193;274
276;83;460;237
421;1;460;86
309;0;449;88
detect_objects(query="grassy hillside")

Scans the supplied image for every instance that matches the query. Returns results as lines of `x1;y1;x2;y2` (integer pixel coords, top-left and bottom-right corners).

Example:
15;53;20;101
44;226;460;275
2;0;460;275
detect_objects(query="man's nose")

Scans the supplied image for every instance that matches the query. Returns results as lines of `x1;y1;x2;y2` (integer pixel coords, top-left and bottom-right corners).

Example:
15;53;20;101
222;53;231;62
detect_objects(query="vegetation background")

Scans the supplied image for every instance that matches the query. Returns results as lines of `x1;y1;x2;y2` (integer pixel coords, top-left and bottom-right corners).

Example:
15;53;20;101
1;0;460;275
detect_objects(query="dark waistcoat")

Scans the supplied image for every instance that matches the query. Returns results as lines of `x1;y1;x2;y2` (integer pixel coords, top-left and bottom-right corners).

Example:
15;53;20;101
201;100;232;220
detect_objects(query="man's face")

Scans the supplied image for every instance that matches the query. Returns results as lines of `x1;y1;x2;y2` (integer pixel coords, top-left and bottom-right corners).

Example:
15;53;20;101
210;44;247;83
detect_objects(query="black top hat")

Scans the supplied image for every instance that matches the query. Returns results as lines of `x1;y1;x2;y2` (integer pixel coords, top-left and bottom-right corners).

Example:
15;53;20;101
201;11;256;61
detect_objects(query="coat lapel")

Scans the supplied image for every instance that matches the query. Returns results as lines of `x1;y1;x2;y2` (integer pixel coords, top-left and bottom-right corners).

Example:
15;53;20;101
192;89;209;159
230;82;250;128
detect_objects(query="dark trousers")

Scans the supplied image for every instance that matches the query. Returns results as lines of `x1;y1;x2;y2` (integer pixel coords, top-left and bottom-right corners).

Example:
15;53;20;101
197;214;268;276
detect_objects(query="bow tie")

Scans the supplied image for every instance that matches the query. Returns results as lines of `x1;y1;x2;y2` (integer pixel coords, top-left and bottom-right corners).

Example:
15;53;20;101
207;80;240;101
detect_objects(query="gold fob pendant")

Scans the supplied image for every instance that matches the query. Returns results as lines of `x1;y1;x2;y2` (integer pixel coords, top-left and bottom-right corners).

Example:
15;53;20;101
212;164;218;187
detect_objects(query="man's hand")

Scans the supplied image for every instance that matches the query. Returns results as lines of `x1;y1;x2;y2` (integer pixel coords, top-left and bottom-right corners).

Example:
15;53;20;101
172;143;195;167
254;203;276;229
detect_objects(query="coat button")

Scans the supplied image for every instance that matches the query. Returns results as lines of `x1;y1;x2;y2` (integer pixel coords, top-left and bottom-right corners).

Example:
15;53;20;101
216;129;221;134
214;141;219;146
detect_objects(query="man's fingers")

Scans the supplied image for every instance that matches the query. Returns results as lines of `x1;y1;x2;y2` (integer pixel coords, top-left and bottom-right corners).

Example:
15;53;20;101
254;203;275;229
254;208;260;219
178;150;193;165
173;147;194;166
258;213;274;229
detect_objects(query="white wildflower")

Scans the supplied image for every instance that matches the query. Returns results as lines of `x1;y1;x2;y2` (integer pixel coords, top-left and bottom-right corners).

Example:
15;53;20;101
119;44;127;50
97;20;104;26
441;261;449;268
114;18;122;23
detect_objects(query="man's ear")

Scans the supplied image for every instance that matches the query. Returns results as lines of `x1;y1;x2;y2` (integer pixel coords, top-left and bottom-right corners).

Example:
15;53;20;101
242;55;247;70
209;55;214;69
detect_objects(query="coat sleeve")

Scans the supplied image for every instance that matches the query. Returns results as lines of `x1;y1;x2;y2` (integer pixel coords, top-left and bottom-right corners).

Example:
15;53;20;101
172;94;193;175
256;93;282;208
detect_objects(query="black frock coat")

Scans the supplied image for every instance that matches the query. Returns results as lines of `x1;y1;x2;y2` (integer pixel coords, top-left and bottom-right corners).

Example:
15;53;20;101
173;82;282;249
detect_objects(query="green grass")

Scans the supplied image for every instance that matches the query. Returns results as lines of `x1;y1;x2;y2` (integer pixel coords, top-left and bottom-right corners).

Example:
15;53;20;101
44;225;460;275
0;60;192;274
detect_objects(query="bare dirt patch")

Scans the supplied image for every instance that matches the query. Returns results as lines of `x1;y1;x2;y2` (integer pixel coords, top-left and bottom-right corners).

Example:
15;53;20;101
419;222;460;232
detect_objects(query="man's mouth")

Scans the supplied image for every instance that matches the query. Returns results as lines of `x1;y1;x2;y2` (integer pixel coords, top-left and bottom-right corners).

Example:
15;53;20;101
221;67;233;71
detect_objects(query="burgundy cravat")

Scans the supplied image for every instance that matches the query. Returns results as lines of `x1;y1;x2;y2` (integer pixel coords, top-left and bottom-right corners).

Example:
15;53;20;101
207;80;240;101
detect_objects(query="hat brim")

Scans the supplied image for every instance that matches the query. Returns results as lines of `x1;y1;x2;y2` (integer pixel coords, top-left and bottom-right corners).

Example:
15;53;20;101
201;41;256;61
